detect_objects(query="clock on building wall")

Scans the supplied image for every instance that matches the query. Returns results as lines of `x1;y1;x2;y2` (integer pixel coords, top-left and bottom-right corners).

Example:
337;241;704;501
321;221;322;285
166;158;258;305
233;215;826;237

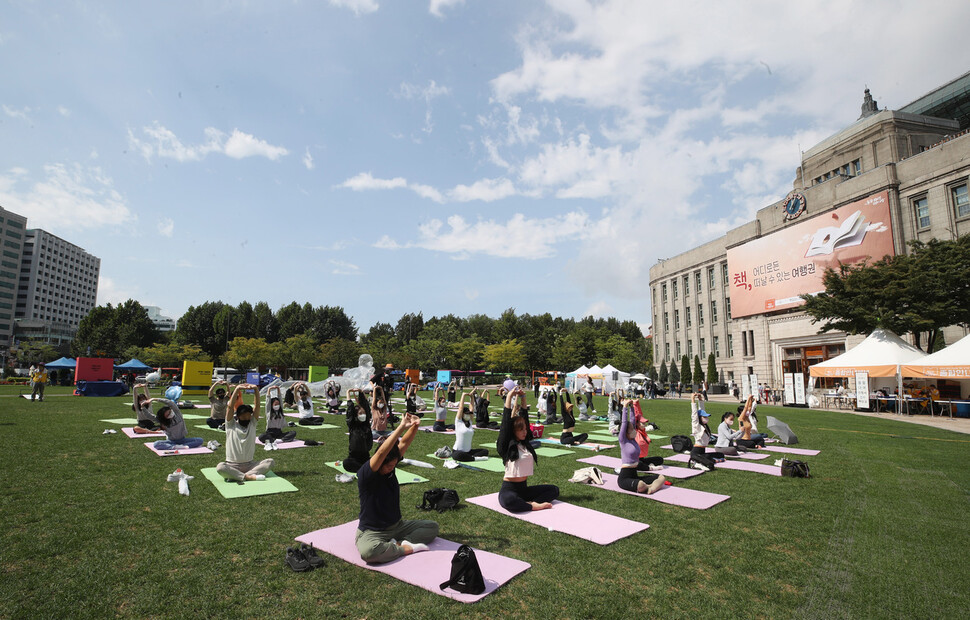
782;191;807;221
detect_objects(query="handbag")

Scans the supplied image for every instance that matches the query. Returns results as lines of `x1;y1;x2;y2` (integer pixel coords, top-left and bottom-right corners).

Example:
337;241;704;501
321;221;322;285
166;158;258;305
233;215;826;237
781;459;811;478
439;544;485;595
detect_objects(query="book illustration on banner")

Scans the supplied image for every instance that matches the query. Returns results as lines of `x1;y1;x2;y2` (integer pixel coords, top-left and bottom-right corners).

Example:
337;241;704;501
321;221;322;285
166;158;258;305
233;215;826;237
805;210;871;257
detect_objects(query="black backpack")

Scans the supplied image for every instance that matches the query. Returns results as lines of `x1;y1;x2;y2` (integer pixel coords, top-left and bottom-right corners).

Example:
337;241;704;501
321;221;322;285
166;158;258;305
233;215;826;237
781;459;811;478
670;435;692;453
440;544;485;595
417;488;460;512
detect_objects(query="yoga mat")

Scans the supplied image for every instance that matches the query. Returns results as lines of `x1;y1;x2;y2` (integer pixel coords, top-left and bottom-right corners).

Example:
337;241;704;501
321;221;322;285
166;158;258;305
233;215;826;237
597;473;731;509
538;438;613;452
325;461;428;485
534;446;574;457
466;493;648;545
576;455;705;480
428;453;508;473
295;520;530;603
101;417;140;425
200;468;298;498
584;433;618;442
659;445;771;460
279;417;339;429
195;425;224;433
665;453;782;476
121;426;164;438
419;426;455;435
255;439;311;450
762;446;820;456
180;414;210;420
143;442;213;457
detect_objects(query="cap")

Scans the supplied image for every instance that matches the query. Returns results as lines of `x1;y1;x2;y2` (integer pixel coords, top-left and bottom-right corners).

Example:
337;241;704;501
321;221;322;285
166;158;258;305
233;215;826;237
698;409;710;417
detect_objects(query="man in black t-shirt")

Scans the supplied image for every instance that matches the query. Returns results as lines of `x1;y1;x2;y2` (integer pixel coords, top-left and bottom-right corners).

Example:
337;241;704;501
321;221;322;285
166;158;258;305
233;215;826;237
354;413;438;564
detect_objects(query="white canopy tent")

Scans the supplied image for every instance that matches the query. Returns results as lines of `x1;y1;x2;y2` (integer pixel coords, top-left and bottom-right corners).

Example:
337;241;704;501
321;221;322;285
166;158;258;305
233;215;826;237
902;334;970;380
600;364;631;393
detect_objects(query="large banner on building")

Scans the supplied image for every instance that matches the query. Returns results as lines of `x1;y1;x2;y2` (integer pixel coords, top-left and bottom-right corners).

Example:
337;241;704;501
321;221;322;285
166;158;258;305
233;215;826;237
726;190;894;318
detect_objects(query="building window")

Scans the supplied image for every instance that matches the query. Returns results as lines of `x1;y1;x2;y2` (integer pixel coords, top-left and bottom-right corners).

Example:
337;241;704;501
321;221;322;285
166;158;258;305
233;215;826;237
695;271;701;292
686;307;692;328
665;342;670;361
708;267;715;289
672;280;678;299
721;262;729;287
652;287;656;306
683;275;690;297
711;300;718;324
664;312;669;332
742;331;748;356
688;340;693;357
697;304;704;326
852;159;861;176
700;338;706;357
913;196;930;229
714;336;720;358
674;310;680;329
953;183;969;219
676;341;681;358
726;297;732;319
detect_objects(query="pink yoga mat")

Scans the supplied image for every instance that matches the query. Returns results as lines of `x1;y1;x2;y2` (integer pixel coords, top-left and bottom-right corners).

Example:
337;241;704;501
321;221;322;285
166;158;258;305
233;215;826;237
596;473;731;509
665;453;782;476
466;493;648;545
761;446;820;456
121;427;164;438
255;439;309;449
537;438;613;452
659;445;770;460
143;442;213;457
295;520;530;603
575;455;704;479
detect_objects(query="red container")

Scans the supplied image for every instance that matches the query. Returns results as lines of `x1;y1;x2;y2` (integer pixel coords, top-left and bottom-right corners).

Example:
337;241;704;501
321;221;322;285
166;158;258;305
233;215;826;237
530;423;544;438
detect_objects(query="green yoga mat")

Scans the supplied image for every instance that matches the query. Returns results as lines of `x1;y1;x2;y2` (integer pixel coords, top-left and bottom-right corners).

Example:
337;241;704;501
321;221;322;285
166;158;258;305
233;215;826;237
180;414;210;420
195;425;225;433
325;461;428;485
586;433;618;442
102;418;139;425
427;453;507;473
200;468;298;498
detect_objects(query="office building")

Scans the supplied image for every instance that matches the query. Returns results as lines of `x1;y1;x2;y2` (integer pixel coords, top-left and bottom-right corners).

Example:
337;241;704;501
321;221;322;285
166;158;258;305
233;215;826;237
0;207;27;349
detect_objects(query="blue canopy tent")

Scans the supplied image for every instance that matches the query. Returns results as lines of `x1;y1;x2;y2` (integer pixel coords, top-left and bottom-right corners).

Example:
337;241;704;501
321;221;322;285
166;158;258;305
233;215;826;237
43;357;76;369
115;359;153;372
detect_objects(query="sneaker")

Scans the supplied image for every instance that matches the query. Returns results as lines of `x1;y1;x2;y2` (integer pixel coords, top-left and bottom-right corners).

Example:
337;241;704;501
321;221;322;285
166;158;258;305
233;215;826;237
264;442;274;451
335;473;354;483
648;464;664;471
579;414;590;421
206;440;221;450
689;461;712;472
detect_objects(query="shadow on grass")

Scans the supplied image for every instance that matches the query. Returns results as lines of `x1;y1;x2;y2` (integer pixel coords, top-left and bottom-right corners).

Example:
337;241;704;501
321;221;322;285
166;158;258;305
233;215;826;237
447;533;513;551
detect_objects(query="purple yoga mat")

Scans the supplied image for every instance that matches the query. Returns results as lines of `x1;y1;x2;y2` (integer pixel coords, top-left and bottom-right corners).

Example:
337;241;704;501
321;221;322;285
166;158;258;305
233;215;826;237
761;446;820;456
143;442;213;457
121;426;164;438
659;445;770;460
597;473;731;509
466;493;648;545
295;520;530;603
665;453;782;476
575;455;704;479
255;439;309;449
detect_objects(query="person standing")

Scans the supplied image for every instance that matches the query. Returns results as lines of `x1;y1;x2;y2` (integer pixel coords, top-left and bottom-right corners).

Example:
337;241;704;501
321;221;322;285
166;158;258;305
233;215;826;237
30;362;48;402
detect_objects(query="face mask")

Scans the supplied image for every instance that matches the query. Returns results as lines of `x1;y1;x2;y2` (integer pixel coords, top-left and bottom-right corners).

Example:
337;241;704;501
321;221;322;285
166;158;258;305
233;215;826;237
273;405;281;412
237;418;250;428
378;403;385;410
357;413;367;422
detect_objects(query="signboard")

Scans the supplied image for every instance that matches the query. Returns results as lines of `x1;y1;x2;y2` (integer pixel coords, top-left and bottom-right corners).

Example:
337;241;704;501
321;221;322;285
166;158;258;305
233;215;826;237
855;371;870;409
726;190;894;318
308;365;329;383
74;357;114;383
182;360;214;394
741;374;750;400
436;370;452;385
793;372;806;405
783;373;795;404
750;374;759;398
405;368;420;384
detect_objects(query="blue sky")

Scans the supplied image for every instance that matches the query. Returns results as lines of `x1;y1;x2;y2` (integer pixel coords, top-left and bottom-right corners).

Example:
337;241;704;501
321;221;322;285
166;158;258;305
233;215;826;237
3;0;969;337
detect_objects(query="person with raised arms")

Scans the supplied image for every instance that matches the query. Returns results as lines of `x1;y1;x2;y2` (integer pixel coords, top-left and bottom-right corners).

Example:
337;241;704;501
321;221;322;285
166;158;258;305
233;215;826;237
737;395;766;449
496;387;559;512
631;399;665;470
150;395;204;450
259;385;297;448
343;389;373;473
355;412;439;564
452;392;490;462
206;380;231;429
215;384;275;482
689;392;724;471
431;384;454;432
558;392;589;446
617;399;667;494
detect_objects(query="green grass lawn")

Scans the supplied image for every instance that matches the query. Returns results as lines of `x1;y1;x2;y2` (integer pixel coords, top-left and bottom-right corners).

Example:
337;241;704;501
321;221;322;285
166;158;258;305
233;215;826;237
2;386;968;619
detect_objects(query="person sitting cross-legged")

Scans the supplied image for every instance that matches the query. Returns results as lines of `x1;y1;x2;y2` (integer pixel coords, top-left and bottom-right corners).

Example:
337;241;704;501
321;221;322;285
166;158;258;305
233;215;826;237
215;384;275;482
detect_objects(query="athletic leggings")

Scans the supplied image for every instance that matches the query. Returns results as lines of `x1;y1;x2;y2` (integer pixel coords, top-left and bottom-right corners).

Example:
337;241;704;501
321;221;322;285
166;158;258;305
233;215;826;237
560;431;589;446
258;428;297;442
690;446;725;461
452;448;488;462
137;419;159;430
737;437;765;449
205;417;223;429
432;420;455;432
617;466;659;492
343;453;368;473
637;456;664;470
498;479;560;513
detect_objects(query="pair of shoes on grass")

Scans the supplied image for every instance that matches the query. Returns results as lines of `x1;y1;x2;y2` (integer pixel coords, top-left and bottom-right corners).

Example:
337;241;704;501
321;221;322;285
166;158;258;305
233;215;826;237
286;543;325;572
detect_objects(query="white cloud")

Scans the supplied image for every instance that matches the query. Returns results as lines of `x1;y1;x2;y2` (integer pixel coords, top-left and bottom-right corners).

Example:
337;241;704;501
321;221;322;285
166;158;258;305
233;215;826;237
2;104;31;122
429;0;464;18
303;147;314;170
330;259;361;275
57;105;71;117
128;123;288;162
95;276;135;307
329;0;378;15
398;80;450;133
338;172;407;191
0;163;133;232
584;300;613;319
157;217;174;237
449;178;517;202
378;211;592;260
410;183;445;203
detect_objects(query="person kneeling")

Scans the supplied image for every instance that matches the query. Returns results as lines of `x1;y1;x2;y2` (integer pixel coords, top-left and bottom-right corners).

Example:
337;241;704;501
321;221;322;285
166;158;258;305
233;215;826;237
216;384;274;482
355;413;439;564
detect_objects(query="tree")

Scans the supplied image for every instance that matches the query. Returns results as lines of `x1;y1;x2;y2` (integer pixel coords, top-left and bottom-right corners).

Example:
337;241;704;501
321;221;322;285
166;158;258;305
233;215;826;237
361;322;395;344
225;337;272;370
465;313;494;343
310;305;358;342
252;301;278;342
451;336;484;373
596;334;639;372
319;338;360;370
483;339;526;372
658;361;668;384
707;353;718;386
693;355;704;384
668;360;679;384
140;342;209;367
16;341;59;367
680;354;692;386
493;308;522;342
278;334;319;368
72;300;159;358
395;312;424;345
647;365;658;381
802;237;970;351
174;301;226;359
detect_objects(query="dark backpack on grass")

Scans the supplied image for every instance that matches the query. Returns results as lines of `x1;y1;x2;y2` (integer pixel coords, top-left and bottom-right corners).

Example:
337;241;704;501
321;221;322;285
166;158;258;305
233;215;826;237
417;488;460;512
781;459;811;478
670;435;692;453
440;544;485;595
